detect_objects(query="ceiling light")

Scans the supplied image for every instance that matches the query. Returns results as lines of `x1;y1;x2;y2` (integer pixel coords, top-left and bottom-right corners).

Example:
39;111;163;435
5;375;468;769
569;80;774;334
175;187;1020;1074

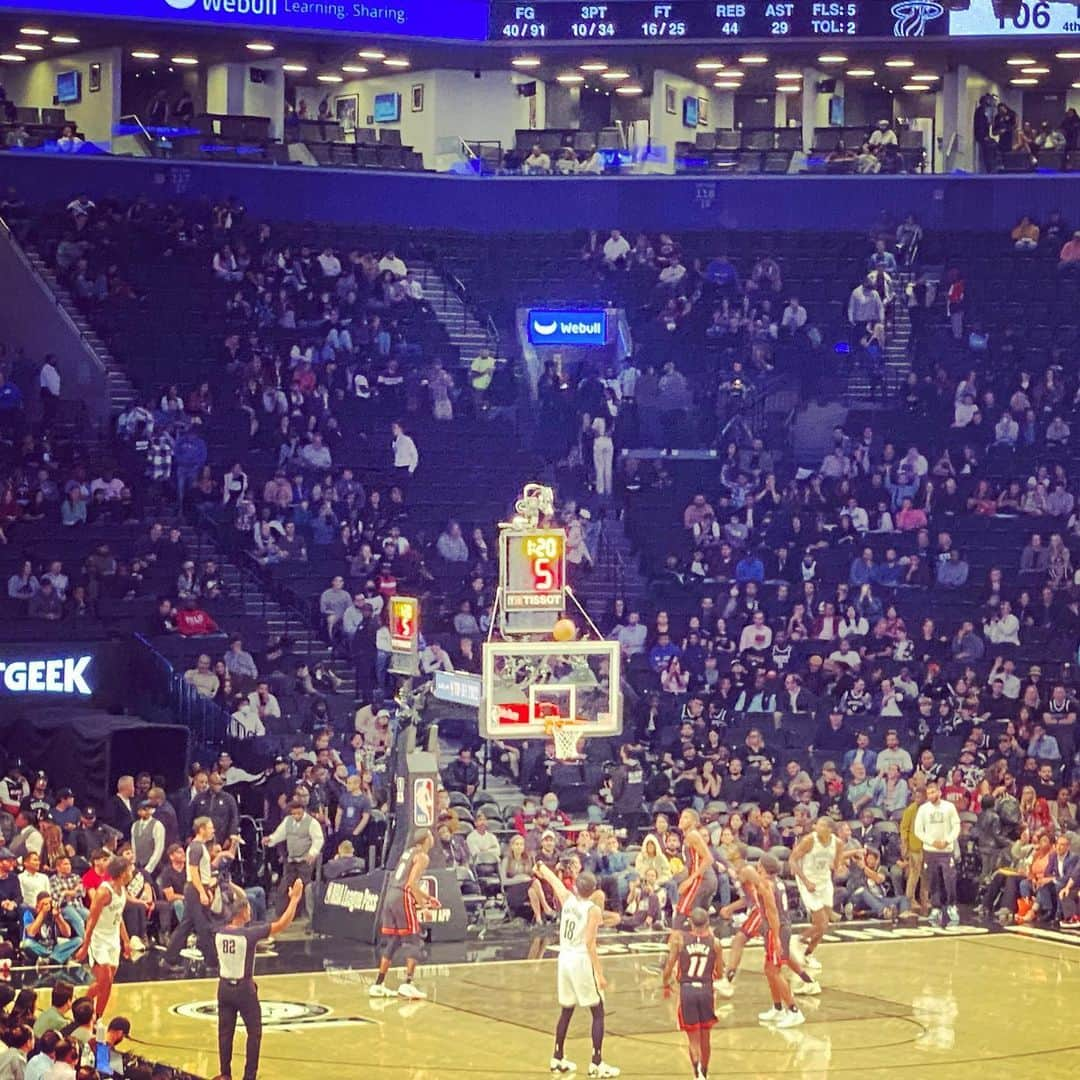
1006;57;1036;65
615;84;643;95
1056;51;1080;60
246;42;274;52
51;34;79;43
695;60;724;70
170;56;198;65
556;72;584;83
19;26;49;36
846;68;875;77
885;58;915;68
719;68;743;78
131;50;159;59
579;60;607;71
777;84;801;93
1074;81;1080;89
15;43;43;51
1021;66;1050;74
0;54;27;62
282;63;308;72
512;56;541;68
341;64;368;74
357;48;385;59
739;54;768;65
1010;77;1038;85
911;73;939;81
902;83;930;92
713;80;740;89
775;72;802;80
317;74;342;83
383;57;409;67
817;53;847;64
601;70;630;81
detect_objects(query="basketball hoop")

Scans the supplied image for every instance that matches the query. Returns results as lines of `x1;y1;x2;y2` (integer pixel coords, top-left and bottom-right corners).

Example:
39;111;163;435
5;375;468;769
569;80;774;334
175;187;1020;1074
545;716;585;762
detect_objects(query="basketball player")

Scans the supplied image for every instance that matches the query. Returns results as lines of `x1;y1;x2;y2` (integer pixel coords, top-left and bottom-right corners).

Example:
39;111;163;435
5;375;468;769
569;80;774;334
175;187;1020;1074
534;861;619;1078
789;817;846;972
674;810;717;930
753;855;804;1029
718;865;819;999
215;878;304;1080
662;907;721;1080
369;830;438;1000
73;854;133;1019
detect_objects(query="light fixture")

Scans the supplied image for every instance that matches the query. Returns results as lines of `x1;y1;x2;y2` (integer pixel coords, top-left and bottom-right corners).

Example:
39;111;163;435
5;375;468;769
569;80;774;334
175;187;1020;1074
1006;57;1036;65
357;48;385;59
902;83;930;92
719;68;743;78
884;58;915;68
317;73;343;83
511;56;541;68
579;60;607;71
51;34;79;43
1057;51;1080;60
817;53;847;64
777;84;800;93
131;50;159;59
601;70;630;81
556;72;585;83
615;84;643;95
14;43;43;51
1021;66;1050;74
1074;81;1080;89
383;57;409;67
775;71;802;80
0;53;27;62
341;64;368;74
1010;77;1038;85
695;59;724;70
246;42;274;52
713;80;740;89
19;26;49;36
170;55;198;65
911;73;939;81
739;54;768;65
282;63;308;72
846;68;875;77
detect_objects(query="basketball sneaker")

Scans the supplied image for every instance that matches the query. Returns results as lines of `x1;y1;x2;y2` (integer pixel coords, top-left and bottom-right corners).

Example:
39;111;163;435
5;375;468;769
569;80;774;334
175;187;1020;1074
929;907;942;925
397;982;427;1000
758;1005;783;1024
587;1063;619;1077
776;1008;805;1029
946;906;960;927
549;1057;576;1073
716;976;734;999
368;982;396;997
792;978;821;996
803;953;822;973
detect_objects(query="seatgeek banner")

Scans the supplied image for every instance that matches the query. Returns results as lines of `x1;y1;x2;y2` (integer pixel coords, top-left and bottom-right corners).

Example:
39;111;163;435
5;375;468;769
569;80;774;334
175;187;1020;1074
0;0;489;40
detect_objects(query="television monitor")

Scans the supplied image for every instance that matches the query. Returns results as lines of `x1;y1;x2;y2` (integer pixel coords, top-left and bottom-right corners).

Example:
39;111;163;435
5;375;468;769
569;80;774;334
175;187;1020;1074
373;92;401;123
56;70;81;105
682;96;698;129
829;96;845;127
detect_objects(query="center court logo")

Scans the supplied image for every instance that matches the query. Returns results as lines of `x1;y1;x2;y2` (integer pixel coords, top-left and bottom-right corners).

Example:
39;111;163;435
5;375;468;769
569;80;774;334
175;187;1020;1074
171;1000;375;1030
891;0;945;36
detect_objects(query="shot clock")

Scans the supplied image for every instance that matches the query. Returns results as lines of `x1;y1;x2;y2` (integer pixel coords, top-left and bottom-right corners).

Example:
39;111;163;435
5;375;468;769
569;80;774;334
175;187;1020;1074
388;594;421;675
499;528;567;634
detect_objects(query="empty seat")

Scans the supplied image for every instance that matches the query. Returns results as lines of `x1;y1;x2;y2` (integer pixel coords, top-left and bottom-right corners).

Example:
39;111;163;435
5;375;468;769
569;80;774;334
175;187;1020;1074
379;127;402;147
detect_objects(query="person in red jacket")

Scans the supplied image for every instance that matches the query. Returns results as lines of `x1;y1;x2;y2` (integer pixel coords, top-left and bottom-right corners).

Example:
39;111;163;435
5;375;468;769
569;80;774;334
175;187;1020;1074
175;597;219;636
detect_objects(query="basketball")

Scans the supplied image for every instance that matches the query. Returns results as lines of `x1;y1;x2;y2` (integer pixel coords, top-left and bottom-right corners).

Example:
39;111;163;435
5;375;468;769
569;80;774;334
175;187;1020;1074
552;618;577;642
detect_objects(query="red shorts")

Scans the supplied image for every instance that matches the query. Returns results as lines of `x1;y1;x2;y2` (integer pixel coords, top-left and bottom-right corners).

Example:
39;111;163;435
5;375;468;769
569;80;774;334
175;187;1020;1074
740;908;763;939
763;927;790;969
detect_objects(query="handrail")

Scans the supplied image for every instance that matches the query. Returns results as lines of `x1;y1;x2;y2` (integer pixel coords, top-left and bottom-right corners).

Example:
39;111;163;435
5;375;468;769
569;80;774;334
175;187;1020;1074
0;213;108;380
119;113;155;144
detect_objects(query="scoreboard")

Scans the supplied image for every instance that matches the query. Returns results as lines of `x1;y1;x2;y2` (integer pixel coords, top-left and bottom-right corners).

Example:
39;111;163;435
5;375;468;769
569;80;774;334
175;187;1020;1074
490;2;953;41
500;529;566;612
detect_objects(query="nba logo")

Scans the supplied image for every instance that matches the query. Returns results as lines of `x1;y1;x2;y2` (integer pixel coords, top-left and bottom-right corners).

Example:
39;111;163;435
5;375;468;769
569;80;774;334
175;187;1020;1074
414;777;435;827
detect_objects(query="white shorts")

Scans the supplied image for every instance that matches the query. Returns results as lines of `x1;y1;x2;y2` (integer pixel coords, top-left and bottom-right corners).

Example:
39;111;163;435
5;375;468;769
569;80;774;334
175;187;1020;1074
797;879;834;915
88;933;120;969
557;952;601;1009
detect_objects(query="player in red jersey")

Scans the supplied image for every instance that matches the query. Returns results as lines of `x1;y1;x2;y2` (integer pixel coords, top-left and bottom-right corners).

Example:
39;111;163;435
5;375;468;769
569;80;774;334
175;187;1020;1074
674;810;718;930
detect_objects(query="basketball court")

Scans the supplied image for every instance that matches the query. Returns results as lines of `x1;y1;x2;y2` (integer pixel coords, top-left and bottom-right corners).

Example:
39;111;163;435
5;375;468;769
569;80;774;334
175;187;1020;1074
102;924;1080;1078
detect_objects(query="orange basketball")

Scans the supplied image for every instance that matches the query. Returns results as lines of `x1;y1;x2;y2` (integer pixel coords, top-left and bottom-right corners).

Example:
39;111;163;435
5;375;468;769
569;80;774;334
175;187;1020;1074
552;618;577;642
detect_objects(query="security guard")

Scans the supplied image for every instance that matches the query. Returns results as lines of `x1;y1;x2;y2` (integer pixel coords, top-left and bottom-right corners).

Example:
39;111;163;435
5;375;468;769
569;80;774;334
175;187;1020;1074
214;877;303;1080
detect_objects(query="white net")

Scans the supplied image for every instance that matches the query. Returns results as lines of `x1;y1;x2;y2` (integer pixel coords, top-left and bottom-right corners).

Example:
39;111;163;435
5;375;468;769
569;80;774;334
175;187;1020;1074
547;720;584;762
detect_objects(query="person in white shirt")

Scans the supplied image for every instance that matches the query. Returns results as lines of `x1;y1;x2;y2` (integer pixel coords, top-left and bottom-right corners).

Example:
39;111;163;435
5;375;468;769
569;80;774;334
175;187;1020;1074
524;144;551;174
983;600;1020;646
913;780;960;926
229;699;266;740
579;147;604;175
317;247;341;279
378;250;408;279
780;297;807;334
875;730;913;775
419;642;453;675
613;611;647;657
465;812;502;863
391;421;419;478
18;850;50;908
602;229;630;267
868;120;897;148
658;257;687;289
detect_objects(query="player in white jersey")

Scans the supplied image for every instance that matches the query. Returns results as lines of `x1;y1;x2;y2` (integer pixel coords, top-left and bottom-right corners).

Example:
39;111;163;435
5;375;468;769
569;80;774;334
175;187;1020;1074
534;862;619;1078
789;818;849;972
74;854;133;1019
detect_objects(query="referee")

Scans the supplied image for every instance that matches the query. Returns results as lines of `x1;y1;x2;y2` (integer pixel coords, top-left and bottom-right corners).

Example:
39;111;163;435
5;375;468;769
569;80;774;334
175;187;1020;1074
215;877;303;1080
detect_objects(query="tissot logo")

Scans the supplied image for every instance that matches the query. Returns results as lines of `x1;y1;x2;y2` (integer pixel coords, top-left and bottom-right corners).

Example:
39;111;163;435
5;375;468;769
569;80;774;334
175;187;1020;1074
0;657;91;695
